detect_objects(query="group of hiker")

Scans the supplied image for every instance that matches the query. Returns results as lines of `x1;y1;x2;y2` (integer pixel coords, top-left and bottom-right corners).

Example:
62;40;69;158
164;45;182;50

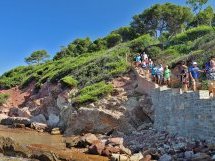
134;52;215;96
135;52;171;86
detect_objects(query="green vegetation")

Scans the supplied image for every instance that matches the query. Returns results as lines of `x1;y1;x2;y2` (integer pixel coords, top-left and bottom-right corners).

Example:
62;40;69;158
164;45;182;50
61;76;78;88
25;50;50;65
0;94;9;105
72;81;113;104
129;34;159;53
0;1;214;105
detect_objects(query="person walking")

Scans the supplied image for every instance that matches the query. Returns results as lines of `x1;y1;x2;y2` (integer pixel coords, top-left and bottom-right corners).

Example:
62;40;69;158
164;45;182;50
189;62;202;91
179;61;189;92
156;64;164;85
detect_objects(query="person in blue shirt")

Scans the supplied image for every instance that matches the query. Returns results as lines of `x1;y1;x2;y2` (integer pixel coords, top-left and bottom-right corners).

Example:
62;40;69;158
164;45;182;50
189;62;203;91
135;54;141;67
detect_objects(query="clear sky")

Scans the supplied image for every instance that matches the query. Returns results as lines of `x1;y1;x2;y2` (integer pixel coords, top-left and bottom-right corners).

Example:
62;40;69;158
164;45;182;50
0;0;214;74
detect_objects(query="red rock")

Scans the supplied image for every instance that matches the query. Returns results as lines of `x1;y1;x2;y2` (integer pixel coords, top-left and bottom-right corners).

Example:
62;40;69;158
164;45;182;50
88;141;105;155
81;133;99;146
108;137;124;146
102;145;121;157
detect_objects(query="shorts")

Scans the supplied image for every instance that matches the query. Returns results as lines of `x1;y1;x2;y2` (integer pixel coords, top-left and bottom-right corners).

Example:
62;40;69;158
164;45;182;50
157;74;163;80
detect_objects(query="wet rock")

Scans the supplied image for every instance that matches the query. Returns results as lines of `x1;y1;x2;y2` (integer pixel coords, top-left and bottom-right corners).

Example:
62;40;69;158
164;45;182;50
1;117;31;126
159;154;172;161
65;133;99;148
31;152;58;161
0;136;30;158
65;136;81;148
51;128;61;135
12;123;26;128
30;114;47;124
47;114;59;127
30;122;48;132
88;141;105;155
102;145;121;157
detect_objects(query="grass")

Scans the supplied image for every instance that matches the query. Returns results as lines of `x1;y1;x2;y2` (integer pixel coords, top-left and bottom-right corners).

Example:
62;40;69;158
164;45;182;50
72;81;113;105
61;76;78;88
0;93;9;105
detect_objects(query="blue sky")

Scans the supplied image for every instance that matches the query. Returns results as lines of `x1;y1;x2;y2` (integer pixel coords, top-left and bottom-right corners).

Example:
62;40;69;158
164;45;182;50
0;0;214;74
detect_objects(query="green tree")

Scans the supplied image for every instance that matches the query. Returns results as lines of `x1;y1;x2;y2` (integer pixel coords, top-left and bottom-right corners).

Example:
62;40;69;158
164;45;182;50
131;3;193;37
88;38;107;52
105;34;122;48
68;37;92;56
25;50;50;65
191;6;214;26
111;27;136;42
53;46;73;60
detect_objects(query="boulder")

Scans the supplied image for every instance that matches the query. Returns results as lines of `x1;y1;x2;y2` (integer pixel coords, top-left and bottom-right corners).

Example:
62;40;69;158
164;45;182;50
81;133;99;145
30;114;47;124
51;128;61;135
108;137;124;146
1;117;31;126
88;141;105;155
9;107;31;118
0;136;30;158
30;122;48;132
47;114;59;127
63;107;134;135
102;145;121;157
65;136;82;148
65;134;99;148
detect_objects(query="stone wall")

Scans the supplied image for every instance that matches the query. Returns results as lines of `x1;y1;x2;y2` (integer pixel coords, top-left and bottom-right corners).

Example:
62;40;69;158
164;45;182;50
135;69;215;142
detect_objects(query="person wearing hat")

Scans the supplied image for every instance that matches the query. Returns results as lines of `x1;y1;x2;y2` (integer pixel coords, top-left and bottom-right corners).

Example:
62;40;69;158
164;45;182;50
189;62;202;91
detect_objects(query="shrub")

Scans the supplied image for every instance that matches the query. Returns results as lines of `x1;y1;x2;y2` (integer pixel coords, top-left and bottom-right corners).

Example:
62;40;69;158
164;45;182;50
105;34;122;48
73;81;113;104
170;26;213;45
169;42;192;54
147;46;162;60
129;34;159;53
0;94;9;105
61;76;78;88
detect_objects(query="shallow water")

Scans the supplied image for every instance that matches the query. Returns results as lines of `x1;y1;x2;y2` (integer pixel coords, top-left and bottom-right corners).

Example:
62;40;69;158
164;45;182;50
0;125;109;161
0;125;65;148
